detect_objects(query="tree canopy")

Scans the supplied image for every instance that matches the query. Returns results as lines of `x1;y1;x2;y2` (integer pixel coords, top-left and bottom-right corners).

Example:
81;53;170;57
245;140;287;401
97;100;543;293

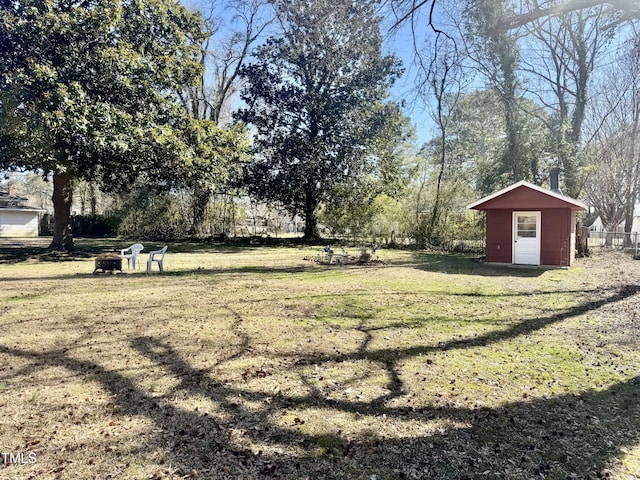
236;0;402;240
0;0;204;250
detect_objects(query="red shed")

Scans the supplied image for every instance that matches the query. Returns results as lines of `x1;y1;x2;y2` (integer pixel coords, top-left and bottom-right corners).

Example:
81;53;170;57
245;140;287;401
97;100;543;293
467;180;587;267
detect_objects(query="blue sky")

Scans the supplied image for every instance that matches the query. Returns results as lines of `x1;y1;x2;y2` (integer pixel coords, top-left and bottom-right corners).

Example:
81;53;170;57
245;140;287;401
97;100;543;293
180;0;437;145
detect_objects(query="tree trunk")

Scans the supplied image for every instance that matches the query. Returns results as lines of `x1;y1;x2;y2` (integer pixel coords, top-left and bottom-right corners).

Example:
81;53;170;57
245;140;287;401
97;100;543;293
303;189;320;241
624;206;634;248
564;15;590;199
575;223;589;257
191;185;211;237
605;231;614;247
499;47;527;183
429;68;448;244
49;170;74;251
430;118;447;243
230;195;237;238
89;183;97;216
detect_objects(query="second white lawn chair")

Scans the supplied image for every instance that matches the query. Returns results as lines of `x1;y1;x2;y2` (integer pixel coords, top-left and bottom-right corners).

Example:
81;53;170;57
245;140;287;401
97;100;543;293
146;246;168;274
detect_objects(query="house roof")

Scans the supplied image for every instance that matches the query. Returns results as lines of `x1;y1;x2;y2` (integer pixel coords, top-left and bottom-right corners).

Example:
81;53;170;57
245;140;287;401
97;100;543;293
467;180;587;211
0;188;29;206
0;206;45;212
0;188;44;212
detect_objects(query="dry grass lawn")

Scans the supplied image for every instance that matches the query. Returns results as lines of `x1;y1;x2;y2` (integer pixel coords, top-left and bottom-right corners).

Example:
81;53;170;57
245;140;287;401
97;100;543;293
1;239;640;479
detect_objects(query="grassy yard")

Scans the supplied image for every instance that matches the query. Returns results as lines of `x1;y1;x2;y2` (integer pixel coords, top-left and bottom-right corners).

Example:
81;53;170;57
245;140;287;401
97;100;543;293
1;239;639;479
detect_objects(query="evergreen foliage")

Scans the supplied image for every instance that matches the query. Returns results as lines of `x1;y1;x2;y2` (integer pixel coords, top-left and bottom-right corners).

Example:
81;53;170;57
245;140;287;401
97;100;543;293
0;0;204;250
236;0;402;240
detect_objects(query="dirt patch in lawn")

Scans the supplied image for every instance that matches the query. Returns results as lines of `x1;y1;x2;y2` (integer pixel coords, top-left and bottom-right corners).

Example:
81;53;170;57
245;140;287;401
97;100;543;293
570;251;640;349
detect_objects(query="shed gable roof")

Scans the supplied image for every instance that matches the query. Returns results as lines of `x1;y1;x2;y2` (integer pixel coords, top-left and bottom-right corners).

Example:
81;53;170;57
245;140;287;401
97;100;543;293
467;180;587;211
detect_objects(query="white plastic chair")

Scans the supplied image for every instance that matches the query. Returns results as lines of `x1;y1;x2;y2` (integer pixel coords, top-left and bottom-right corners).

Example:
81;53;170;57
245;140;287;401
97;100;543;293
146;246;168;274
120;243;144;270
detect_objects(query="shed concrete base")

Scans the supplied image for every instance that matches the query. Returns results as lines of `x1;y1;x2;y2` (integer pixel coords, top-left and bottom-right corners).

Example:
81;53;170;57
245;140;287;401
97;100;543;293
485;262;569;270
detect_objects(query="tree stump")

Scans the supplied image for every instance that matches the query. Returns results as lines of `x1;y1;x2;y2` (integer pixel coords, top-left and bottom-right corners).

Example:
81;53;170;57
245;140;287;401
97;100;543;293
575;224;590;258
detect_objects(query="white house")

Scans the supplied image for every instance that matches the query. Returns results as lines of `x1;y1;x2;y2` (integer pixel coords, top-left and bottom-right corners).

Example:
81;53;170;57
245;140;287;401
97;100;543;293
587;215;607;233
0;186;44;237
587;203;640;234
634;203;640;233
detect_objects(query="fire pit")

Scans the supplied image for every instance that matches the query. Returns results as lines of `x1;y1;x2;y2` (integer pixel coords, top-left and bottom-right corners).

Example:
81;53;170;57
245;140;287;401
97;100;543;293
94;254;123;274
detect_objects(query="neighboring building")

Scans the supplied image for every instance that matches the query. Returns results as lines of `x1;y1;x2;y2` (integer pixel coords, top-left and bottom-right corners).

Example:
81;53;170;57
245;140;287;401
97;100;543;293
586;202;640;234
467;179;587;267
586;215;606;233
585;216;625;233
0;184;45;237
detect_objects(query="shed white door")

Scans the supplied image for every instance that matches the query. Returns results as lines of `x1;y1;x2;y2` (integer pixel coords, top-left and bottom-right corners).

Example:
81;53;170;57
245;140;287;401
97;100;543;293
513;211;541;265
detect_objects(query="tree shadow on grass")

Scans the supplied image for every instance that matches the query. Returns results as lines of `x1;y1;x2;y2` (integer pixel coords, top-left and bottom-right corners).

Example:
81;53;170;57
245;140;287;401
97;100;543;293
125;282;640;478
0;238;296;265
0;245;105;264
1;283;639;478
397;251;550;278
131;337;640;478
304;376;640;479
2;346;639;478
287;284;640;369
0;264;316;282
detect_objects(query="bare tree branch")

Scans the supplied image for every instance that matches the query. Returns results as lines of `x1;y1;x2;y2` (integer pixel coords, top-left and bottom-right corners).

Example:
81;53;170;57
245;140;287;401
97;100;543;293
389;0;639;33
499;0;640;31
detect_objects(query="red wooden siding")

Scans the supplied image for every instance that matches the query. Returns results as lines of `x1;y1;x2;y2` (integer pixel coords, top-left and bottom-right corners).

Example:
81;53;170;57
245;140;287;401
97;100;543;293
485;208;578;266
485;210;512;263
540;209;571;266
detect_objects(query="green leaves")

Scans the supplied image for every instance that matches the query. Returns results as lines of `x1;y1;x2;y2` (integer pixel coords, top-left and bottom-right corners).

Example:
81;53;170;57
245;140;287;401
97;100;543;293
1;0;205;249
237;0;402;238
1;0;204;177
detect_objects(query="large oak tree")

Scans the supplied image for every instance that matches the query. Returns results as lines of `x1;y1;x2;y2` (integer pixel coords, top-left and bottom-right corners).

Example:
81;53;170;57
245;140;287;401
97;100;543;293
0;0;203;250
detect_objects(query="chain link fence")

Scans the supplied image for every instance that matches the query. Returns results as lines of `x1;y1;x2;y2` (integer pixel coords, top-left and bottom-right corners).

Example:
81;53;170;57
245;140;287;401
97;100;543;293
588;231;640;256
